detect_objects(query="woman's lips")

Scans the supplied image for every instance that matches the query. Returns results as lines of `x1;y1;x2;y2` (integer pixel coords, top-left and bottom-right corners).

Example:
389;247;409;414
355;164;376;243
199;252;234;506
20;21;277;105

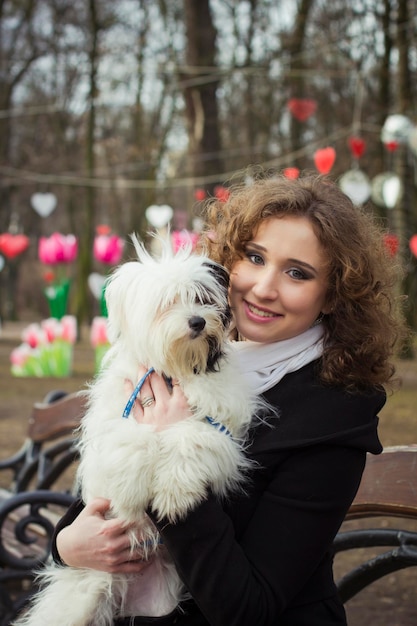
244;300;281;322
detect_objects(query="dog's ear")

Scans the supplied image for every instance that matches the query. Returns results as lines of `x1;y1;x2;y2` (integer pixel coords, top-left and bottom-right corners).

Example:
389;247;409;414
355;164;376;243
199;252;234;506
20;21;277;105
202;261;230;291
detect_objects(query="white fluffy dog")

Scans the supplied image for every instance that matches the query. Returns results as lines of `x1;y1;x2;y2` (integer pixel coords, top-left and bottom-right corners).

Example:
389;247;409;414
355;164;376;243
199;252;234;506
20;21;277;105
15;238;263;626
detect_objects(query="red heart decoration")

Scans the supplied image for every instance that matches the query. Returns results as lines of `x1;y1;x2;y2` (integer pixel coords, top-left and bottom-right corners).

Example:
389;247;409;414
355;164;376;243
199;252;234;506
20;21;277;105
283;167;300;179
96;224;111;236
314;147;336;174
384;141;399;152
409;234;417;258
383;233;399;257
214;185;230;202
287;98;317;122
194;188;206;201
348;136;366;159
0;233;30;259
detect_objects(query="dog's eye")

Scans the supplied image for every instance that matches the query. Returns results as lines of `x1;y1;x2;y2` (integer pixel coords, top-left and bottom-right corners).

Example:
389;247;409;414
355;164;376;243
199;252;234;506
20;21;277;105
195;292;211;306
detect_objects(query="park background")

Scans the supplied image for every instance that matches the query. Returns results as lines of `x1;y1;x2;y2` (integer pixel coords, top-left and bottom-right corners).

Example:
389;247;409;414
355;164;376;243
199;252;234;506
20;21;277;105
1;1;417;624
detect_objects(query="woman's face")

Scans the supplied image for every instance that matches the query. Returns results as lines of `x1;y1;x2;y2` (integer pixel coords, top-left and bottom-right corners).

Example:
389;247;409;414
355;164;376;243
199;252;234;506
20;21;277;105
229;216;330;343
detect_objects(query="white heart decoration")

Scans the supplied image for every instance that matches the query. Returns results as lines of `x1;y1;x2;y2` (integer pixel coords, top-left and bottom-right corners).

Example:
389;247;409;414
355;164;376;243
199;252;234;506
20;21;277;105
382;175;402;209
381;114;413;145
0;255;4;272
88;272;107;300
31;192;57;217
339;169;371;205
145;204;173;229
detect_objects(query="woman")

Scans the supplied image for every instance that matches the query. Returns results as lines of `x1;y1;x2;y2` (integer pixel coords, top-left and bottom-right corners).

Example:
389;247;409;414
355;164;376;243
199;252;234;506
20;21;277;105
53;173;404;625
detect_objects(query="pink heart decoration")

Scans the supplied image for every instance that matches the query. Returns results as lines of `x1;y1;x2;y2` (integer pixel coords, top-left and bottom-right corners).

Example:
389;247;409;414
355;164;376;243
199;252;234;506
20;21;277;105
171;230;199;253
0;233;30;259
348;136;366;159
314;147;336;174
287;98;317;122
409;234;417;258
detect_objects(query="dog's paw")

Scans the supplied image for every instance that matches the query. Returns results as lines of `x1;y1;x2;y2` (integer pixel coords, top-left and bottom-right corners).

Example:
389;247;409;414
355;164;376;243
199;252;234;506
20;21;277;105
149;422;248;521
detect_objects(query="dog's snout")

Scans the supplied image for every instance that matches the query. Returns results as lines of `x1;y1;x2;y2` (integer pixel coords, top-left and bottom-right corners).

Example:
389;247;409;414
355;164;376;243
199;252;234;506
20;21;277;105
188;316;206;334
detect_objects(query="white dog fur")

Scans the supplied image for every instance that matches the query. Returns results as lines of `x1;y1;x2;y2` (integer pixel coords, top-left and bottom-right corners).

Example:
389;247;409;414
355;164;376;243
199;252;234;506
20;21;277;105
14;238;264;626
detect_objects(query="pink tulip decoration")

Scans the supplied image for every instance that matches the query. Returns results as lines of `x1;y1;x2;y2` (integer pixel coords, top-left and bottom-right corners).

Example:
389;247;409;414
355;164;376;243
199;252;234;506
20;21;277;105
314;147;336;174
10;344;44;378
93;234;124;265
93;233;124;317
38;233;78;265
38;233;78;319
90;316;110;373
22;323;47;349
171;230;200;253
11;316;77;377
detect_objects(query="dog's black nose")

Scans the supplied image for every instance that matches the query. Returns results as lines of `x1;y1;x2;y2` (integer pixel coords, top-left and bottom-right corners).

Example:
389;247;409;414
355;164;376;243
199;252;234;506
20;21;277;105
188;316;206;334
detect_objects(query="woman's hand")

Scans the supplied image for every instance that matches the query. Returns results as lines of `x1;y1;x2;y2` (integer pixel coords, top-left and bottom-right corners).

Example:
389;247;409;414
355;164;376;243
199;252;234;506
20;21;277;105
125;366;192;431
56;498;151;574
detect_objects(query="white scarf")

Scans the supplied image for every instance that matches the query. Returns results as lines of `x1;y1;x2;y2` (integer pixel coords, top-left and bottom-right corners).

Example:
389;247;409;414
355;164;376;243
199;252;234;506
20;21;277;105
232;325;324;395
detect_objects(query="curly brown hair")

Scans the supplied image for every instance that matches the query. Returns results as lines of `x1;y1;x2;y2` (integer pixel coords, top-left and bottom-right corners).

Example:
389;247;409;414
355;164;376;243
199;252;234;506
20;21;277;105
200;172;406;391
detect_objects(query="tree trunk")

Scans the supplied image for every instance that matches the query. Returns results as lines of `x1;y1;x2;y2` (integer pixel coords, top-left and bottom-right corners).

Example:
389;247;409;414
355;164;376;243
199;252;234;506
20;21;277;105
288;0;314;166
74;0;100;330
182;0;223;195
396;0;416;353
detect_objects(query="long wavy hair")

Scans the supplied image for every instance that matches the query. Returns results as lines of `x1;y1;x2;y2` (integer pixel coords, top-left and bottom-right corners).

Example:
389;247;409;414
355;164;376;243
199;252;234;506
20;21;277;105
200;172;406;391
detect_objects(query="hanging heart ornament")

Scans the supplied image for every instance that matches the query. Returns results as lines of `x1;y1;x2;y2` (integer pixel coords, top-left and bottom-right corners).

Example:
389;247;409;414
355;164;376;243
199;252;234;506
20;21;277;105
31;192;57;218
287;98;317;122
88;273;107;300
339;169;371;205
381;114;413;145
409;234;417;258
145;204;174;229
0;233;30;259
347;136;366;159
314;147;336;174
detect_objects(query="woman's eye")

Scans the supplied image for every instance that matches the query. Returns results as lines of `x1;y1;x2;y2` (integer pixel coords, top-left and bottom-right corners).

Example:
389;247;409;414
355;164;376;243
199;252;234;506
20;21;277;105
246;252;264;265
287;267;308;280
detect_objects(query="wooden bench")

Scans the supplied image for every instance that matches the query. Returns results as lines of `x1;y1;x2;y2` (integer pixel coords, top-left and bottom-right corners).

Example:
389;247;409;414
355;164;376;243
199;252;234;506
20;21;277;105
0;407;416;623
334;445;417;601
0;391;87;624
0;390;87;495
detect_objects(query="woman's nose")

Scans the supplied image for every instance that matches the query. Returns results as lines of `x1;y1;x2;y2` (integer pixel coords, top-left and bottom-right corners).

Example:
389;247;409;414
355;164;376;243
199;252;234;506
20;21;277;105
252;270;279;300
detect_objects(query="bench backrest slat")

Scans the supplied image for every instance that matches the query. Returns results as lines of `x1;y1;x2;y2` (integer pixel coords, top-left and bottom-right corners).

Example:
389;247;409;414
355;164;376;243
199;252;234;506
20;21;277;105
347;445;417;520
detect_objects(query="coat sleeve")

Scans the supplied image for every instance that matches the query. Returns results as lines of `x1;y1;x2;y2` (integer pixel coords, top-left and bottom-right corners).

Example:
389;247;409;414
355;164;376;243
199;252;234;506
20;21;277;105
149;442;366;626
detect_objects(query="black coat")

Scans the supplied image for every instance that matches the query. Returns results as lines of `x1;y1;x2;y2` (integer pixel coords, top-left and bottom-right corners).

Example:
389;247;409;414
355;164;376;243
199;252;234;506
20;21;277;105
53;360;384;626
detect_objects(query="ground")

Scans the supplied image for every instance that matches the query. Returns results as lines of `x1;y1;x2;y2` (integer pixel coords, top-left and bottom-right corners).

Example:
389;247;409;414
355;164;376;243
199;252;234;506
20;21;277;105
0;321;416;625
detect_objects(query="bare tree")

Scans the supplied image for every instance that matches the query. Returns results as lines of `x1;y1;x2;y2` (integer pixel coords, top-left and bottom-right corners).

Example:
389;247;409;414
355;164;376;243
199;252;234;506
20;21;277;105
181;0;223;194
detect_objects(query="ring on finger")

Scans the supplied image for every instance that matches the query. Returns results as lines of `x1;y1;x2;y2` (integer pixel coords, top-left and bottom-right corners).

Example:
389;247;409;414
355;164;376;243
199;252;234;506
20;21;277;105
140;396;155;408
